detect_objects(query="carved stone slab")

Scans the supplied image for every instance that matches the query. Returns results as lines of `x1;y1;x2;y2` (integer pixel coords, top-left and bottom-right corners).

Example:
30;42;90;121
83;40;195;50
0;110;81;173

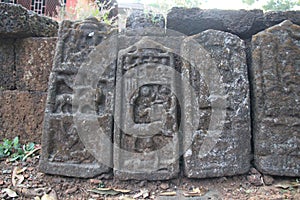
114;38;180;180
251;20;300;176
182;30;251;178
40;18;115;178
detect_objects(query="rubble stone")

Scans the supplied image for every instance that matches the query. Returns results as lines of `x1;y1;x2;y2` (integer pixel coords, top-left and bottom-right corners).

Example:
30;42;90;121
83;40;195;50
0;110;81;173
0;3;58;38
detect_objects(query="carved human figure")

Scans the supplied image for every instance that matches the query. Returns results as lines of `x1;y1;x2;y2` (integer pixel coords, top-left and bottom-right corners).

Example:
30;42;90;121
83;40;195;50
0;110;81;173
133;85;156;123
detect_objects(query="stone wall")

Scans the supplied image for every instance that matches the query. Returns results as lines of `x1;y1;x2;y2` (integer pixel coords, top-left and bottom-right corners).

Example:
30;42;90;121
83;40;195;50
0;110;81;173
0;3;299;178
0;3;58;143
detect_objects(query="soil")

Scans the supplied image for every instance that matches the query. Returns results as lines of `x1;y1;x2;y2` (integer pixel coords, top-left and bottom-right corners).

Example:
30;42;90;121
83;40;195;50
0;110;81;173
0;153;299;200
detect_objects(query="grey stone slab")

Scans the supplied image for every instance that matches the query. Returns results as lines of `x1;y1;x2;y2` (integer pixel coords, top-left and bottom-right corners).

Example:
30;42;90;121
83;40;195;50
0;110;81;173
0;3;58;38
40;18;115;178
182;30;251;178
114;37;180;180
167;8;265;39
167;8;300;39
251;20;300;176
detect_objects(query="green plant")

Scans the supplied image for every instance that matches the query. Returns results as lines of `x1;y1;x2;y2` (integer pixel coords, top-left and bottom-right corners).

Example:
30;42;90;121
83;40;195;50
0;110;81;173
0;137;38;162
0;137;19;158
55;0;118;26
73;0;117;26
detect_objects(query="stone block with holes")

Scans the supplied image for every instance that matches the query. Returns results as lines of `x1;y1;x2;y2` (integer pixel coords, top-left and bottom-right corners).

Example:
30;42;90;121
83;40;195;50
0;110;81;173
15;37;57;91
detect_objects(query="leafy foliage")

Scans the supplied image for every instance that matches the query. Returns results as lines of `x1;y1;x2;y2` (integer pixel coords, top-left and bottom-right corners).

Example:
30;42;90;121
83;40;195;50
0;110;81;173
56;0;117;26
262;0;299;11
0;137;37;162
242;0;299;10
242;0;256;5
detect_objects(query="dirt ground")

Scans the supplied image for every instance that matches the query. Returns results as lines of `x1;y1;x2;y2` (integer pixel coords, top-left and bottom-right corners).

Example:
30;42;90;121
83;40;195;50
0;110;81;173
0;152;299;200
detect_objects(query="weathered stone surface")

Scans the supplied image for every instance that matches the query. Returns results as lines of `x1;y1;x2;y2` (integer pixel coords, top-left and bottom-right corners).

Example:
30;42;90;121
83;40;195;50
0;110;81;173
39;115;109;177
15;37;57;91
251;20;300;176
126;10;165;29
167;8;300;39
52;18;113;72
167;8;265;39
0;38;15;90
40;18;115;178
114;37;180;180
264;11;300;28
0;3;58;38
182;30;251;178
0;90;46;143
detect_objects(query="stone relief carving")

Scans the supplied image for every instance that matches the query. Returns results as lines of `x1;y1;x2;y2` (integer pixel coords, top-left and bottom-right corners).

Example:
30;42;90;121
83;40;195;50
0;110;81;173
114;41;180;180
40;18;114;178
47;117;93;164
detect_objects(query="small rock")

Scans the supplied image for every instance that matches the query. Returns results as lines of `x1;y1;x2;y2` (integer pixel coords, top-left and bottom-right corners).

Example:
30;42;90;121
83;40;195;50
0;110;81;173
218;177;227;183
99;173;113;179
65;186;77;194
2;170;12;174
48;190;58;200
160;183;169;190
250;167;260;175
139;180;147;187
90;194;100;198
294;193;300;199
52;178;62;184
263;175;274;185
27;167;35;171
89;179;101;184
24;174;30;179
247;174;263;186
54;185;60;192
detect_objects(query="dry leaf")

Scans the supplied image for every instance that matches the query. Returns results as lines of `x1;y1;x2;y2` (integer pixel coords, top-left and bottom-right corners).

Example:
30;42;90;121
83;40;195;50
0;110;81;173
14;188;44;197
90;179;101;184
183;187;205;197
114;188;131;193
133;189;149;199
48;190;58;200
274;183;291;189
88;189;120;196
65;186;77;194
119;196;134;200
96;187;112;191
290;182;300;188
2;188;18;198
12;167;25;186
41;194;56;200
23;146;41;161
159;191;177;196
17;167;27;174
